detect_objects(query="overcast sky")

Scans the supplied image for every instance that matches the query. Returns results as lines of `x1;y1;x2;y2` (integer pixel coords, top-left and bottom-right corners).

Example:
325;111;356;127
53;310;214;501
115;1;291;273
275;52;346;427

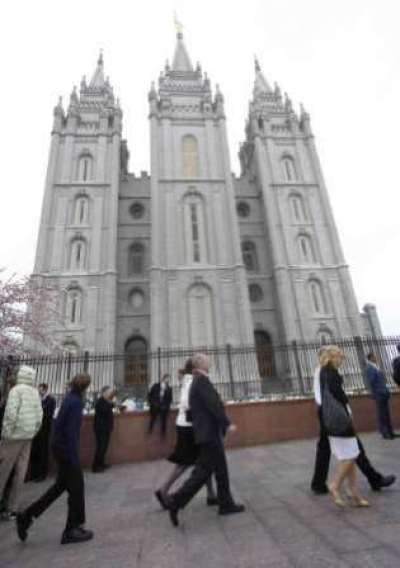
0;0;399;335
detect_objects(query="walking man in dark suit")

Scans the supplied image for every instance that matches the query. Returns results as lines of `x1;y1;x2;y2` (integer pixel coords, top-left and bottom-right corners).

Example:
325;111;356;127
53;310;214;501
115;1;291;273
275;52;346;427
29;384;56;482
92;386;115;473
147;374;172;438
166;353;244;526
366;352;397;440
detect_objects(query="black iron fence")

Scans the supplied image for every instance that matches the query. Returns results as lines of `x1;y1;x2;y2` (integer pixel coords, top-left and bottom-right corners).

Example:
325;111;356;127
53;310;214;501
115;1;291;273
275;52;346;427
5;335;399;409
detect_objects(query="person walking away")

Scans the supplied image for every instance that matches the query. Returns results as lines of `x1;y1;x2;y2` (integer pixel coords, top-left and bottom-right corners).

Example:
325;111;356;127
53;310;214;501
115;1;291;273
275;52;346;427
16;374;94;545
29;383;56;482
320;346;370;508
366;352;396;440
392;344;400;387
147;374;172;438
92;386;115;473
311;347;395;494
155;360;217;509
0;366;42;520
166;353;244;526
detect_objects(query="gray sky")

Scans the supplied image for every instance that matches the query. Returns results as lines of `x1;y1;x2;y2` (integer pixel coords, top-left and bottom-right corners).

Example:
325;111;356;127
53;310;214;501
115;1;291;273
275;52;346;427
0;0;399;335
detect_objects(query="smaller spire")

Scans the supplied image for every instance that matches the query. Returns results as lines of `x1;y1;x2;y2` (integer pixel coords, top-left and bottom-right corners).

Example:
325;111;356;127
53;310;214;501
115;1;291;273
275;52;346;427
254;56;261;73
171;16;193;72
253;57;272;96
89;50;106;88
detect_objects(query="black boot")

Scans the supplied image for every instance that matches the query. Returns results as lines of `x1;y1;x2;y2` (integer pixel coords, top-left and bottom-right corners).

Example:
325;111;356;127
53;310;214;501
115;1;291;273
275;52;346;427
61;527;94;545
219;502;245;516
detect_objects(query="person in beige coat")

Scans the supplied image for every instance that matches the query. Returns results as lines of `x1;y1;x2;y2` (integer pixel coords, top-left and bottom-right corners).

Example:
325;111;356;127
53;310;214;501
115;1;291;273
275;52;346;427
0;366;42;520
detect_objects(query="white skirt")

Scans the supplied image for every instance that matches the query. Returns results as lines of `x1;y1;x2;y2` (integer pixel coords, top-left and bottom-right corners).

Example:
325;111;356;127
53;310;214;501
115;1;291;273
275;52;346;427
329;436;359;461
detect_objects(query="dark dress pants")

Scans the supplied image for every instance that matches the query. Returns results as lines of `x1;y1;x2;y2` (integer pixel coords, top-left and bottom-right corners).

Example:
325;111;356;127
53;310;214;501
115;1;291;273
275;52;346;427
375;395;394;437
93;428;111;469
149;407;169;437
311;407;382;490
173;438;233;509
29;427;51;480
25;458;85;532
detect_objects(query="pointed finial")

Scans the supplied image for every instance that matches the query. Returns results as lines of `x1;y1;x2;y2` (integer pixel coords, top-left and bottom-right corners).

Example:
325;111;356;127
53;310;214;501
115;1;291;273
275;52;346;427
254;56;261;72
174;12;184;38
97;49;104;66
284;92;293;113
165;59;170;72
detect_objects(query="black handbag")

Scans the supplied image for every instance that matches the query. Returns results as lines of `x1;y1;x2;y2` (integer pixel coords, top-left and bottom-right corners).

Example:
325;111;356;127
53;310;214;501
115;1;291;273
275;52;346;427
321;377;353;436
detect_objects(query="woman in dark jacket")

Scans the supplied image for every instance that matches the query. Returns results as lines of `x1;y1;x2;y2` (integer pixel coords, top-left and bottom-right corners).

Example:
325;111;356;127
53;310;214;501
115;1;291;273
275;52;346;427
16;374;94;545
320;346;369;508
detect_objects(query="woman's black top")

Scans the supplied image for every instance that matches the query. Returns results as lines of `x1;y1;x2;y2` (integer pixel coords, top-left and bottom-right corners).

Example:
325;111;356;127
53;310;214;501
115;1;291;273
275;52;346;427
320;363;355;437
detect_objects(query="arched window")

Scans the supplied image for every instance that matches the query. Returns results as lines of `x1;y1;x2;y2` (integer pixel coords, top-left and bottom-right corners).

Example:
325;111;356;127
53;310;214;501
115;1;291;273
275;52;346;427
188;284;215;348
309;279;326;314
290;194;307;222
65;288;82;326
281;155;297;181
128;242;145;275
242;241;258;271
74;196;89;225
129;288;145;309
254;330;275;381
249;283;263;303
317;328;333;344
77;154;93;181
69;238;87;271
183;193;207;264
298;235;316;264
182;135;199;177
237;201;250;218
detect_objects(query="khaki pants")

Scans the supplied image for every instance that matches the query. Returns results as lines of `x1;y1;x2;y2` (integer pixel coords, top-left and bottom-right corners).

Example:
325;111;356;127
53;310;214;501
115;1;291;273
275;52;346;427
0;439;32;512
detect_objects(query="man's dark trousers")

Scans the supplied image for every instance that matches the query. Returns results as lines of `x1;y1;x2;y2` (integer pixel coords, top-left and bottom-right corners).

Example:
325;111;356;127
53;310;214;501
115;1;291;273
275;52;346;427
25;458;85;531
375;395;394;437
173;438;233;509
148;408;168;436
93;428;111;470
311;407;382;490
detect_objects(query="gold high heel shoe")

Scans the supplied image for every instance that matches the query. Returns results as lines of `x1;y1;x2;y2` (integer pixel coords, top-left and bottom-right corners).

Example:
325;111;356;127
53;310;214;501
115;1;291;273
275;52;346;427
328;484;347;507
350;496;370;508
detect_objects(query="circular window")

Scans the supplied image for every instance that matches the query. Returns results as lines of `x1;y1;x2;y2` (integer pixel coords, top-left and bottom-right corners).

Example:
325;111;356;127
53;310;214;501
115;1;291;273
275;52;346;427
249;283;263;303
130;202;144;219
129;288;145;309
237;201;250;218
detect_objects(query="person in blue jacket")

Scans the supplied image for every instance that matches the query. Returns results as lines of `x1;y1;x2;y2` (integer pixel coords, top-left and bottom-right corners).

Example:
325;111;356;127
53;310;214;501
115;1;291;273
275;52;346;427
366;353;397;440
16;374;94;545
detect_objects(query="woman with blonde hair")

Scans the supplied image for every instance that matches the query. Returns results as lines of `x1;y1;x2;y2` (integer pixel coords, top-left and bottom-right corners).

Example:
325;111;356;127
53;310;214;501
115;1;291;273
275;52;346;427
319;346;370;507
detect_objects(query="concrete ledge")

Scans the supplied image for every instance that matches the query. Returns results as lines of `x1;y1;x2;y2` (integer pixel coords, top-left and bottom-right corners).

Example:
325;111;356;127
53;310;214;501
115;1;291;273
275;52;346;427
79;392;400;468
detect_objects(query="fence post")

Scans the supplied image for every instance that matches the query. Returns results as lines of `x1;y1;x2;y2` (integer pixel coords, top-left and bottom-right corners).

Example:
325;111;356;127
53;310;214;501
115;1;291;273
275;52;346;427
292;340;305;395
226;343;236;400
83;350;89;373
157;347;162;383
66;352;72;382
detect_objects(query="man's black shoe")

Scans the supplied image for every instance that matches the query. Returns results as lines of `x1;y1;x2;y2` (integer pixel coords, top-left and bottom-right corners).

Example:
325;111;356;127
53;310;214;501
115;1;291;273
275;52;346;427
219;503;245;516
166;499;179;527
376;475;396;490
311;485;329;495
92;466;106;473
16;513;32;542
61;527;94;545
207;496;219;506
382;434;393;440
155;490;168;510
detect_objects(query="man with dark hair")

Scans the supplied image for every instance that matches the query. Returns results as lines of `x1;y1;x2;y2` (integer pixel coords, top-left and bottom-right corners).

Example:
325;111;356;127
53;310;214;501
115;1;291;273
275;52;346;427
16;374;94;545
147;374;172;438
166;354;244;527
92;386;115;473
29;384;56;482
366;352;397;440
392;344;400;387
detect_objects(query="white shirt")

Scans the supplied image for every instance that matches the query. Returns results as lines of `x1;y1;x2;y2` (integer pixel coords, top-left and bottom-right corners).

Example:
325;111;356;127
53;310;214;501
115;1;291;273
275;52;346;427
313;365;322;406
176;374;193;427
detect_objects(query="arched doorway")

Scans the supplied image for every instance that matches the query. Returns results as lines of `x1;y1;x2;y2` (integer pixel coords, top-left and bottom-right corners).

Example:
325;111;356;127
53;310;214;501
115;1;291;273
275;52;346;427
254;330;275;382
124;336;148;396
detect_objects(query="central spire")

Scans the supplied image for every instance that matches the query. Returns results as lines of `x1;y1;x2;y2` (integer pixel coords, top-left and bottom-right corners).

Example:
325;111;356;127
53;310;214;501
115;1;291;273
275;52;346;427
89;50;106;88
171;16;193;72
253;56;272;96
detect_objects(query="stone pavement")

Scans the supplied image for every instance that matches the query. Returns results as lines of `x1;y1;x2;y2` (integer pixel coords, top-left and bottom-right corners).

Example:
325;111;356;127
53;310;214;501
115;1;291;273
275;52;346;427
1;432;400;568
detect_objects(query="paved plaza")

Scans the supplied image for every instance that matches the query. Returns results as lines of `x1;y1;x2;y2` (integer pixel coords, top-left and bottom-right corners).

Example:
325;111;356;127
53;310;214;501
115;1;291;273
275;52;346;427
1;433;400;568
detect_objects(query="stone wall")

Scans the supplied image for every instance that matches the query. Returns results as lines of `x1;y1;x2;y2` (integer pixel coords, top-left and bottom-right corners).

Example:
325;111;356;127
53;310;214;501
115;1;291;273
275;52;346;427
79;392;400;468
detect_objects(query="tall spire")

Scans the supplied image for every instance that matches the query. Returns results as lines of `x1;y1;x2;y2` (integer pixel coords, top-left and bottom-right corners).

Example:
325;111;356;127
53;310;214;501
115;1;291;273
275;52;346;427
253;56;272;96
171;16;193;72
89;50;105;88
